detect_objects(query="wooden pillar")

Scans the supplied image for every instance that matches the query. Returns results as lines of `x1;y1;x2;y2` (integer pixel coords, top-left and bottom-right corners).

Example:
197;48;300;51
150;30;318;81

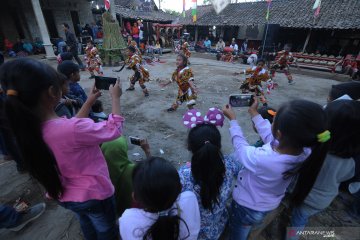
220;27;224;39
109;0;116;18
195;26;198;42
30;0;56;59
302;29;312;53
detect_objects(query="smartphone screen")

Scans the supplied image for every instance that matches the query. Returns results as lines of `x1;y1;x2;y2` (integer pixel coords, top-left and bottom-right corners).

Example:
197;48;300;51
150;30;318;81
95;76;117;90
129;136;141;146
229;94;254;107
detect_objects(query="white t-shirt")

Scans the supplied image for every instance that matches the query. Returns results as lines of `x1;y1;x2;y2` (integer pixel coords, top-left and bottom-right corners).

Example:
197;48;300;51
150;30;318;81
119;191;200;240
230;44;239;51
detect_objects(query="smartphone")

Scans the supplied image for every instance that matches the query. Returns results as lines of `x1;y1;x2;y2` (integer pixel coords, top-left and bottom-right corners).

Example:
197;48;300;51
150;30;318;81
229;94;254;107
129;136;141;146
95;76;117;90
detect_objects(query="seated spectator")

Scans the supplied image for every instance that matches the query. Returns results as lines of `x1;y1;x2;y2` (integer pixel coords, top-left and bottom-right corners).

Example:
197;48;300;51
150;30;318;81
216;38;225;51
145;41;154;55
57;60;86;110
154;40;162;55
56;37;67;54
13;39;27;57
55;74;76;118
57;52;74;65
139;40;146;54
4;38;16;57
204;37;211;51
33;37;44;54
195;39;206;52
179;108;240;240
90;100;108;122
101;136;151;216
119;157;201;239
96;27;103;39
22;40;33;54
230;40;239;55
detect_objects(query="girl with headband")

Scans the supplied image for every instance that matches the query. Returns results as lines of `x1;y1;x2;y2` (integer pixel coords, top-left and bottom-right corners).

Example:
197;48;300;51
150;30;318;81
179;108;241;239
222;98;330;240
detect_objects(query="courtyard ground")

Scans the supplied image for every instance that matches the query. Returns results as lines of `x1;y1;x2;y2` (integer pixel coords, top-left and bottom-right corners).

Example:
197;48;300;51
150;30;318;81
0;53;359;239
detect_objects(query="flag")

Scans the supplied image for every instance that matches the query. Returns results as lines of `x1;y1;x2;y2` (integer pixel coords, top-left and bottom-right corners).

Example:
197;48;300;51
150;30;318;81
183;0;186;17
313;0;321;17
265;0;271;21
104;0;110;10
192;0;197;22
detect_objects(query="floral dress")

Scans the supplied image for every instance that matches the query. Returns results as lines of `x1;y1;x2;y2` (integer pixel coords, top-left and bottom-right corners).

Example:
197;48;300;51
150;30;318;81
179;154;241;240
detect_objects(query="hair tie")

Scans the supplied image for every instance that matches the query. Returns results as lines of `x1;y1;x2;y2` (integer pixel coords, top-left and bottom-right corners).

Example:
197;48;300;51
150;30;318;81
182;108;224;129
317;130;331;143
204;140;210;144
6;89;18;96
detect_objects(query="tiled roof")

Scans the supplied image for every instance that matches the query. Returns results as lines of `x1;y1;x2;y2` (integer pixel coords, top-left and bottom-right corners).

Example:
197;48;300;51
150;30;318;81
178;0;360;30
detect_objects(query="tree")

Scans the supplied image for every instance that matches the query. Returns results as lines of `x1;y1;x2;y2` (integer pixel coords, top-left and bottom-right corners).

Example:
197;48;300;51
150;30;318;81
163;9;181;16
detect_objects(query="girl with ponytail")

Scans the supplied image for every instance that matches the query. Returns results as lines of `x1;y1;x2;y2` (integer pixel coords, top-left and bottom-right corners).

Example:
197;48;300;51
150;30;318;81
119;157;200;240
0;58;124;240
179;108;241;240
223;97;329;240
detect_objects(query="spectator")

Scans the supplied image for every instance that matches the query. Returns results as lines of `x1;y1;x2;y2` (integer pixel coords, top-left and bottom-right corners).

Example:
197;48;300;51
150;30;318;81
154;40;162;55
91;22;99;39
83;24;93;37
22;40;33;54
33;37;44;54
54;74;76;118
90;100;107;122
101;136;151;216
13;38;26;55
4;38;14;52
179;108;241;240
146;41;154;55
230;40;239;55
57;60;87;108
216;38;225;51
328;82;360;102
0;58;124;240
131;22;140;46
62;23;85;69
222;98;329;240
195;39;206;52
56;37;67;54
241;38;248;53
96;27;103;39
119;157;201;239
204;37;211;52
57;52;73;65
0;203;46;231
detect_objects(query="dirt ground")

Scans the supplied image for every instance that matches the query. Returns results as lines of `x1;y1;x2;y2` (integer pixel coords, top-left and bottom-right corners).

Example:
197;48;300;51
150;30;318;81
0;53;359;239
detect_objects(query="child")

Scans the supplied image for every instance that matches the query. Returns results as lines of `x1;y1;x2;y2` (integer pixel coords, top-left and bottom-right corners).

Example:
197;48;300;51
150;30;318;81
125;46;150;97
119;157;201;240
222;98;329;240
90;100;108;122
56;52;73;64
57;60;87;104
0;58;124;240
84;40;103;79
270;49;295;84
289;100;360;234
179;108;241;240
55;74;76;118
161;54;197;112
240;59;272;96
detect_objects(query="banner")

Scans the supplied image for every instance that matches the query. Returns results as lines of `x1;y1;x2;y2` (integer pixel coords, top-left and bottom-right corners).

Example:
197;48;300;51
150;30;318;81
192;0;197;22
265;0;272;21
183;0;186;17
313;0;321;17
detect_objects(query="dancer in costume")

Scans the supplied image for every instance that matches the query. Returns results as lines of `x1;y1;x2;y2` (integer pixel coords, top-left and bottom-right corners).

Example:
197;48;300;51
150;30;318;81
182;42;191;64
239;59;272;95
125;46;149;97
270;49;294;84
84;40;103;79
161;54;197;112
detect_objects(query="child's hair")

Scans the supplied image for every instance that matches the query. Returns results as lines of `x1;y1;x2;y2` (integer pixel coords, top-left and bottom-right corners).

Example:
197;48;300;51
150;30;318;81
326;100;360;158
273;100;329;206
92;100;103;113
57;60;80;79
128;46;136;53
0;58;63;199
177;54;188;67
329;82;360;101
60;52;73;62
132;157;186;240
258;106;276;123
188;124;225;211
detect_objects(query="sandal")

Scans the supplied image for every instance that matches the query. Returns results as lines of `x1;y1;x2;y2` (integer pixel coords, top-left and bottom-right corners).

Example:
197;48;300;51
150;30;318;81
126;87;135;91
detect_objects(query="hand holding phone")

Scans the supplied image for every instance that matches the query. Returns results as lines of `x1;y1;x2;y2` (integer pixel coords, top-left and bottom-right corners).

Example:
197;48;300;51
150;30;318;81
129;136;141;146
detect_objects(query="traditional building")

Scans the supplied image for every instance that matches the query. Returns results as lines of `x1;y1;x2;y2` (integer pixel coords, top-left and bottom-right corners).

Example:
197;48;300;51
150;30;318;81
179;0;360;56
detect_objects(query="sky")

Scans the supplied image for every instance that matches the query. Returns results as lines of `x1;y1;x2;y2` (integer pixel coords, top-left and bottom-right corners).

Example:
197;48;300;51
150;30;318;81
155;0;251;13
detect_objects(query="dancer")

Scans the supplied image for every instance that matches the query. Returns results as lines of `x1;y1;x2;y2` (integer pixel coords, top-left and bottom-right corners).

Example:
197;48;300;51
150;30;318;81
161;54;197;112
182;41;191;62
270;49;294;84
239;59;272;95
126;46;149;97
84;40;103;79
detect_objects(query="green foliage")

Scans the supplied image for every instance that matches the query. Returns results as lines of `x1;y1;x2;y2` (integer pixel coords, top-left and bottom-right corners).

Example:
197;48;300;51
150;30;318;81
163;9;181;16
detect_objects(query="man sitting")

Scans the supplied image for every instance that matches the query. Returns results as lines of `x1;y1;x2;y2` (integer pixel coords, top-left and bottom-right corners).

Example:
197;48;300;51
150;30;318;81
216;38;225;51
204;37;211;52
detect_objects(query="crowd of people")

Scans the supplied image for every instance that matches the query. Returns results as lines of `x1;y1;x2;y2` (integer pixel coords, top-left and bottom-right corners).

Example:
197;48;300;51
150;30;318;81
0;46;359;240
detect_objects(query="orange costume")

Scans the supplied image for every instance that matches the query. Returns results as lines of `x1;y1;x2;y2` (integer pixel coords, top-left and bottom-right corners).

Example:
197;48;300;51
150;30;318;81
84;46;103;76
126;53;149;96
182;42;191;59
270;50;294;83
240;66;271;95
170;66;197;110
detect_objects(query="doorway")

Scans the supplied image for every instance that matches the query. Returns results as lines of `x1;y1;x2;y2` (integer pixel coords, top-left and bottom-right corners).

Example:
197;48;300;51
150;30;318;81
42;10;58;38
70;11;81;37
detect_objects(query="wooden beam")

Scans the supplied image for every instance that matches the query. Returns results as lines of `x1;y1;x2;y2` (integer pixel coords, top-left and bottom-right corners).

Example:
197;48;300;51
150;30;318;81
302;29;312;52
195;26;198;42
